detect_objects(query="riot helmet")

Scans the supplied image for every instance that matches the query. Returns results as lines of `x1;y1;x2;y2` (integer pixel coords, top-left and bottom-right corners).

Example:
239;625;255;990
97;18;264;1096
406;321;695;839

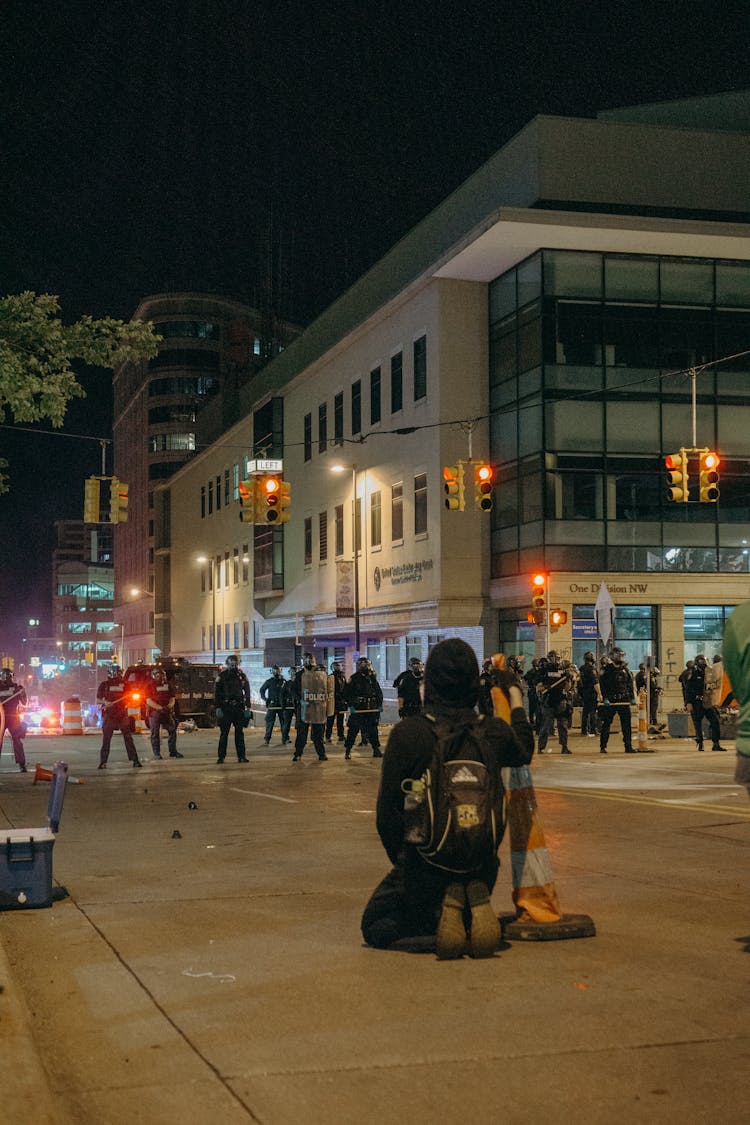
0;668;13;685
108;664;122;679
303;652;317;669
584;651;595;664
331;661;342;673
409;658;424;678
612;648;626;665
272;664;282;676
226;654;240;669
356;656;372;674
152;666;166;682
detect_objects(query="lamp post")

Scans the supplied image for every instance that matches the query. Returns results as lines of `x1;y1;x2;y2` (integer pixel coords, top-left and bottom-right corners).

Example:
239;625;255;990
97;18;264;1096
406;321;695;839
331;464;360;657
196;556;216;665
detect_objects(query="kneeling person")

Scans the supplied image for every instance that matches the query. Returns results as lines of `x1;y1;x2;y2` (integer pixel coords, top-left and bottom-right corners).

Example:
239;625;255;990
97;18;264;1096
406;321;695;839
361;638;534;959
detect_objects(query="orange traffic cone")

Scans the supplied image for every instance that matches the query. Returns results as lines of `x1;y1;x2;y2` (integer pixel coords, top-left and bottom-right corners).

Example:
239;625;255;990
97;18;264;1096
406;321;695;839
489;654;594;941
33;762;84;785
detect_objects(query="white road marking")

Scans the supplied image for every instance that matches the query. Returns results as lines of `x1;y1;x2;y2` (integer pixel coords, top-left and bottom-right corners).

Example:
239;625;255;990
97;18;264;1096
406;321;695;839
229;787;297;804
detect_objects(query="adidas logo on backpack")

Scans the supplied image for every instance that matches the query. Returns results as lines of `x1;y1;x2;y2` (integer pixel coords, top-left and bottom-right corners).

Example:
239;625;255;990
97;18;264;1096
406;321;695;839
402;713;504;874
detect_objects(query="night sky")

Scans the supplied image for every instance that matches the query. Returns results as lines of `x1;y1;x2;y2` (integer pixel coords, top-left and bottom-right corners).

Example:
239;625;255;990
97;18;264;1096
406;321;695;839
1;0;749;651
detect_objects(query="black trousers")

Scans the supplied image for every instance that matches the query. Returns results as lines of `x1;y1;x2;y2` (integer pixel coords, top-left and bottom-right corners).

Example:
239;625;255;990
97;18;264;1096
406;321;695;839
345;712;380;751
580;694;598;734
599;703;633;751
326;711;345;740
361;850;500;949
690;700;721;747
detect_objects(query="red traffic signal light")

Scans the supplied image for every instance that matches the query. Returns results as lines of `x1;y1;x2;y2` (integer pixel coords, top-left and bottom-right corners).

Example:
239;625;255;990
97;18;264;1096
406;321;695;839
474;463;494;512
260;475;281;523
699;450;720;502
531;572;546;624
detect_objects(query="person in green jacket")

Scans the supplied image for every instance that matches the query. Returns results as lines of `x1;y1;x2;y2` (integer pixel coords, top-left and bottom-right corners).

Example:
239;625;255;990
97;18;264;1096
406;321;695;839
722;603;750;799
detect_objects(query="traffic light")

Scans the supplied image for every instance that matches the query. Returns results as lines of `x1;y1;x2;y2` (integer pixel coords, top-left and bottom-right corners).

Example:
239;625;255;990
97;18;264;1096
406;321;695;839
84;477;101;523
665;450;689;503
443;463;465;511
550;609;568;627
474;463;494;512
109;478;129;523
698;450;720;502
238;478;255;523
277;480;291;523
258;474;282;523
531;572;547;625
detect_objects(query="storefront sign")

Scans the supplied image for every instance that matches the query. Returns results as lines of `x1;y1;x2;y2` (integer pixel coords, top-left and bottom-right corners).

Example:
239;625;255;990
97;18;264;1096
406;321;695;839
374;558;433;589
572;621;599;639
568;582;650;595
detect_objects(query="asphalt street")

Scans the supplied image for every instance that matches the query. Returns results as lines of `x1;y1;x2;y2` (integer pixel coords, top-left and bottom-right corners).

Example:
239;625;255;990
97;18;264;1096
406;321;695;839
0;723;748;1125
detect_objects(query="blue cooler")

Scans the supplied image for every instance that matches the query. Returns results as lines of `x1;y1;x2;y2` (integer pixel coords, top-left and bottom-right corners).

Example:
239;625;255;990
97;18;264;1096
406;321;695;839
0;761;69;910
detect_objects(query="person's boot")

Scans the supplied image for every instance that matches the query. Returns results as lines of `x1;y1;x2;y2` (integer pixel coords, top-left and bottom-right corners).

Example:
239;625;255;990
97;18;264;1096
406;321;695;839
372;748;383;758
696;741;704;751
466;880;501;959
712;743;727;752
132;758;142;768
436;883;468;960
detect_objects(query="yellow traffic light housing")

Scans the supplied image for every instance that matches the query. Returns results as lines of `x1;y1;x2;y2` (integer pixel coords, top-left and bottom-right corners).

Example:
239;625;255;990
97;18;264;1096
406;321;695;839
443;463;465;511
259;475;281;523
84;477;101;523
550;609;568;627
665;450;689;503
474;463;494;511
108;478;129;524
277;480;291;524
698;450;720;502
531;572;547;625
238;478;255;523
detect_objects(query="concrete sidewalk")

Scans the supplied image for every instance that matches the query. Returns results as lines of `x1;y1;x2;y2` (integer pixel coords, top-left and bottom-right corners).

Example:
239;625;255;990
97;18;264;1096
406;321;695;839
1;728;748;1123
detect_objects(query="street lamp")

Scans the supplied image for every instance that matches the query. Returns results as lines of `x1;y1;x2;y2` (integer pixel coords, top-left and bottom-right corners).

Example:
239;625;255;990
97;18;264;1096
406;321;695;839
196;556;216;665
330;464;360;656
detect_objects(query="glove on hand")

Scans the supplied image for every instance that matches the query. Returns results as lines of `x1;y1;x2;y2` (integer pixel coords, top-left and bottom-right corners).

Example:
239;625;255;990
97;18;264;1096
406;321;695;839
492;668;522;698
216;707;224;720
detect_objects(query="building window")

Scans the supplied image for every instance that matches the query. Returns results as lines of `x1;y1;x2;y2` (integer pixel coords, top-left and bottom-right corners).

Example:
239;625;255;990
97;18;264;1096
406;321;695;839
355;497;362;553
304;414;312;461
318;403;327;455
201;626;206;652
200;484;206;519
233;621;239;649
242;544;249;583
242;619;250;648
208;479;214;515
225;623;230;650
392;482;403;542
351;379;362;436
334;392;344;445
215;474;222;511
370;366;381;426
335;504;344;557
304;517;313;565
201;565;206;593
149;432;196;452
209;625;214;654
319;511;328;562
233;463;239;501
414;473;427;535
224;469;230;506
413;335;426;400
370;490;382;548
391;352;403;413
233;547;239;585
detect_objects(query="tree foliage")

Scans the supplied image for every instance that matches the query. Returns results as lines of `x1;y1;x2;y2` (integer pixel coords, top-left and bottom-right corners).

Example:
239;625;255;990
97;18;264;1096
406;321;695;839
0;292;161;492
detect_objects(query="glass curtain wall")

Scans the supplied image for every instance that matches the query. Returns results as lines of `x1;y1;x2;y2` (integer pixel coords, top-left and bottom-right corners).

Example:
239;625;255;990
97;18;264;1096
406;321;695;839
489;251;750;579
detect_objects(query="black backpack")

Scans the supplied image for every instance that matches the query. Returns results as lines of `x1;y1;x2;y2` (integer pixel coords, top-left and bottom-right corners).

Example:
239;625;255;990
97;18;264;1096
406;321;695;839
402;714;504;874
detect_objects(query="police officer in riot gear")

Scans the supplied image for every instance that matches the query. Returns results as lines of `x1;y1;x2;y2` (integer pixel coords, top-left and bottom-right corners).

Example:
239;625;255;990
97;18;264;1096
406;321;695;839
97;664;141;768
344;656;383;759
393;657;424;718
293;653;330;761
598;648;637;754
215;654;252;762
146;666;182;760
326;661;348;742
0;667;28;771
260;665;293;745
579;652;599;737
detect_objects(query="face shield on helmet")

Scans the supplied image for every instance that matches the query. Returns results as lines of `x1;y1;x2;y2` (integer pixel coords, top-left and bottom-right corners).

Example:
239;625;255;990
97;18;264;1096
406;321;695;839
584;651;595;663
303;653;316;669
356;656;371;674
612;649;626;665
331;661;342;673
0;668;13;685
272;664;281;676
152;667;166;682
108;664;121;679
409;658;424;678
226;655;239;669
